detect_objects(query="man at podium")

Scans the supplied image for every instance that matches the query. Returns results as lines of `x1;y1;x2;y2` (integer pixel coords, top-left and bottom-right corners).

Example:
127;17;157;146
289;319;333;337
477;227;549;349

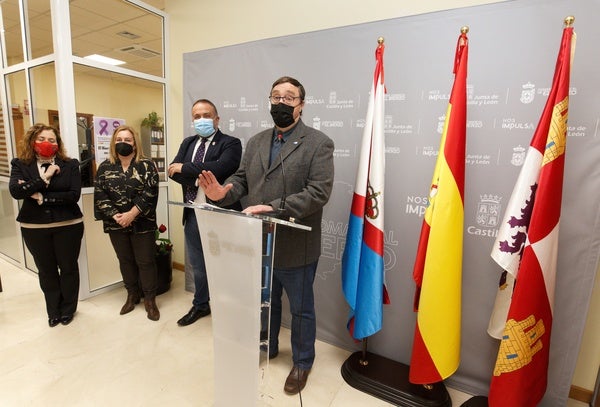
198;76;334;395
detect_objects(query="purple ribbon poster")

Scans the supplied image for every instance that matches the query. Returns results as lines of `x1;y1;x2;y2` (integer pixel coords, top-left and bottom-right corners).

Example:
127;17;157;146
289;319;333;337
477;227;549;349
93;116;126;167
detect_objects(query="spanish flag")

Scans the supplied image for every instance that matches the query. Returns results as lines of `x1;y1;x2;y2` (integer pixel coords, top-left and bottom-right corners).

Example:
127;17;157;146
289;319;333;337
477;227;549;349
488;18;575;406
409;29;468;384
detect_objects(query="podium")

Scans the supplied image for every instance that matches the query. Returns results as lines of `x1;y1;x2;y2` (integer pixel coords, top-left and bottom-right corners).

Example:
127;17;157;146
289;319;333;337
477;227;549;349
170;202;310;406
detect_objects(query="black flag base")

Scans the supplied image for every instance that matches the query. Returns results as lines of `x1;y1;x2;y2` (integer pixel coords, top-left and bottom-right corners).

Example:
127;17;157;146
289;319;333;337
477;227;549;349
341;351;451;406
459;396;489;406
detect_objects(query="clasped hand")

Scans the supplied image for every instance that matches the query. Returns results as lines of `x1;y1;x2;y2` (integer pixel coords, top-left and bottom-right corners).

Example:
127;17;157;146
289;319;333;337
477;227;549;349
167;163;183;177
113;207;140;228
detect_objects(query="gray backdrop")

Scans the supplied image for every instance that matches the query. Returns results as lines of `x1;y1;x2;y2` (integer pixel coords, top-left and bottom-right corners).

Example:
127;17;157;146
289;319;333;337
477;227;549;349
183;0;600;405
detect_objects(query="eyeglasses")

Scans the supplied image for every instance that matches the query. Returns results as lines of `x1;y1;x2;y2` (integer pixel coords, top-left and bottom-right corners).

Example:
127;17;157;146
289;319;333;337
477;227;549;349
268;95;301;105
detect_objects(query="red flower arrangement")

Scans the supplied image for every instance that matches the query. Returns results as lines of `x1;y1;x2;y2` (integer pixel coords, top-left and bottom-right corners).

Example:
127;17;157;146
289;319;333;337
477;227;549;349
155;224;173;255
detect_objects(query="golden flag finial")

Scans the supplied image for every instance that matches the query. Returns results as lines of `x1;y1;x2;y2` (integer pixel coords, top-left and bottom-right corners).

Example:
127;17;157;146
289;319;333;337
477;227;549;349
564;16;575;27
377;36;384;45
460;26;469;34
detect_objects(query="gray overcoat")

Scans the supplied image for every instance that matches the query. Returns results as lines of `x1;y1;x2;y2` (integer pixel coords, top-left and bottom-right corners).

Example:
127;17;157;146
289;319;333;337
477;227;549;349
220;120;334;268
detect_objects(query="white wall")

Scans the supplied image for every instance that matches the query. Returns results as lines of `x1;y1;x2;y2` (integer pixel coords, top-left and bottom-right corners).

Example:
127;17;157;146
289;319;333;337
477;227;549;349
164;0;599;395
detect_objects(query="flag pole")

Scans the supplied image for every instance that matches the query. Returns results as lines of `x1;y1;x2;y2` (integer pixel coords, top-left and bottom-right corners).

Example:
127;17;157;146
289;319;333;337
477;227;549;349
423;27;466;394
407;23;468;389
342;34;386;363
463;15;575;407
358;35;384;369
564;15;574;27
359;338;368;366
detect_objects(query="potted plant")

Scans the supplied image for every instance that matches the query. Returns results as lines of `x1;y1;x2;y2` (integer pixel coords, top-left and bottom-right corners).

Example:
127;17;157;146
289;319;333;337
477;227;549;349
155;223;173;294
141;111;163;130
156;223;172;255
142;111;164;147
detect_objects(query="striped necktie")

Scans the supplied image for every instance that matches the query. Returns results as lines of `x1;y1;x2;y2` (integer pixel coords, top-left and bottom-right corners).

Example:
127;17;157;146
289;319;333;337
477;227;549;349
185;138;208;203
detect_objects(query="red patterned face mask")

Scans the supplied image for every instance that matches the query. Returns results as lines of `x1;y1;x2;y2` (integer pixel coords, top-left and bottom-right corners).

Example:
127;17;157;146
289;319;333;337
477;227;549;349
34;141;58;158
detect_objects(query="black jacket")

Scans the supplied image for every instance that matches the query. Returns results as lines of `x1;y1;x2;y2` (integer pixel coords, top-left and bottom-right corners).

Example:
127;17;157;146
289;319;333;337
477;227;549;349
9;157;83;224
169;130;243;220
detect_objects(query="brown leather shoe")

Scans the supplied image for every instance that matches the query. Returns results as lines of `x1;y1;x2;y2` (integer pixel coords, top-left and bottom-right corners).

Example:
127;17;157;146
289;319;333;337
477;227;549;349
120;292;141;315
144;297;160;321
283;366;310;394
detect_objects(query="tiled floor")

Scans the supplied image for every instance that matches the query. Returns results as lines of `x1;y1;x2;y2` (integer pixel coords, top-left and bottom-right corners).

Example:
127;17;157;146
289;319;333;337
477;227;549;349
0;258;588;406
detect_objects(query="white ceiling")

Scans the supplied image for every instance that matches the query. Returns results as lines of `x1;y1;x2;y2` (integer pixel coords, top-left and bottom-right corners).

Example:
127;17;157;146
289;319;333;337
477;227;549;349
2;0;166;77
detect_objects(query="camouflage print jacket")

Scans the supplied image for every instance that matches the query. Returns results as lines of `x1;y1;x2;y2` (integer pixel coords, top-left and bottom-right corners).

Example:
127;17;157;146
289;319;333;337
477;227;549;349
93;158;158;234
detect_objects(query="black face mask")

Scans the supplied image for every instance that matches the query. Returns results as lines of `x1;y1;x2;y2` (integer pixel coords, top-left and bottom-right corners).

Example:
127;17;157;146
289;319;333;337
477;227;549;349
270;103;296;128
115;142;134;156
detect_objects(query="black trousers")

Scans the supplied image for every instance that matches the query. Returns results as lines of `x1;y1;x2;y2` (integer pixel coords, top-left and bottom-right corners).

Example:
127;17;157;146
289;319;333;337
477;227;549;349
21;222;84;318
109;230;157;297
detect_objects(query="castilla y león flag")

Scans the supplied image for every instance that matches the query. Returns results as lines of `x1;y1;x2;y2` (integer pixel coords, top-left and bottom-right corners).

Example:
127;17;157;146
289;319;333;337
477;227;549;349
488;21;575;407
409;30;468;384
341;40;389;340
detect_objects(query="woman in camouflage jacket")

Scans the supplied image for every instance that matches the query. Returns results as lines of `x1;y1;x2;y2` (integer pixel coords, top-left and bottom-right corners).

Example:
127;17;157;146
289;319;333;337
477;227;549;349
94;124;160;321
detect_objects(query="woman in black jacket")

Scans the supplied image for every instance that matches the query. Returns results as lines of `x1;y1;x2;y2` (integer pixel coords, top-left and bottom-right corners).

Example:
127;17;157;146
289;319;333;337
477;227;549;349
94;125;160;321
9;124;84;327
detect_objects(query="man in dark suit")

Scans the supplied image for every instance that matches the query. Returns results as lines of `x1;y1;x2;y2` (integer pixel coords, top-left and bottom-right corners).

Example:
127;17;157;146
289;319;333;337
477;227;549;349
168;99;242;326
198;77;334;395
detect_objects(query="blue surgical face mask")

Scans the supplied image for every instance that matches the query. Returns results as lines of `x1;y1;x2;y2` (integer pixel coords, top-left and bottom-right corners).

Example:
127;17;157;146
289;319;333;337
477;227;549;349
194;118;215;138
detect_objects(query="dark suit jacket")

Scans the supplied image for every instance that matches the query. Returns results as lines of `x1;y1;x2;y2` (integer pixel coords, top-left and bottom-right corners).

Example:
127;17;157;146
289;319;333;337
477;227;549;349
9;157;83;224
220;120;334;268
170;130;242;221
